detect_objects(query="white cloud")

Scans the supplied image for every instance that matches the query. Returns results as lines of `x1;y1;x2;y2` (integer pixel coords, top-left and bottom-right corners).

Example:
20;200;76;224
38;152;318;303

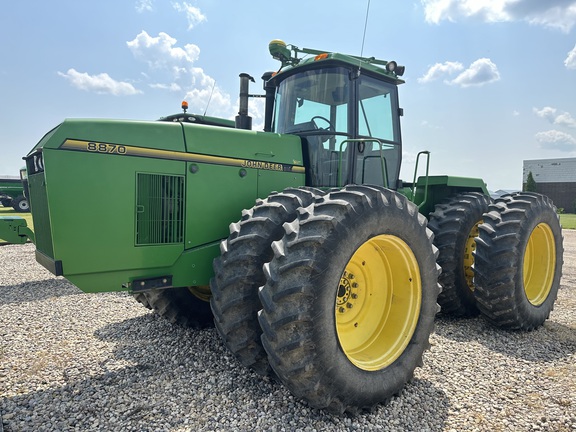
58;69;142;96
520;2;576;33
149;82;182;92
422;0;509;24
127;31;200;71
419;58;500;87
534;106;557;121
535;130;576;151
534;106;576;128
135;0;153;13
450;58;500;87
418;61;463;83
554;112;576;128
566;44;576;69
173;2;207;30
127;31;235;118
183;68;232;117
125;30;258;120
422;0;576;32
184;84;231;117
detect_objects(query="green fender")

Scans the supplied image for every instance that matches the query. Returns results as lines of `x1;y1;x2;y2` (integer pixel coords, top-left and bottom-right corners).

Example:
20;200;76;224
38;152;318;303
398;175;489;216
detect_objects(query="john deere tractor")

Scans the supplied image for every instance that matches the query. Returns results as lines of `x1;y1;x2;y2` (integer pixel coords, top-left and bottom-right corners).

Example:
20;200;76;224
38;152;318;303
0;40;563;414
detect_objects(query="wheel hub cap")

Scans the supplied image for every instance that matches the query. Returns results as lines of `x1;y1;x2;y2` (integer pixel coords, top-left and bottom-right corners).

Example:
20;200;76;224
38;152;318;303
523;223;555;306
335;235;422;371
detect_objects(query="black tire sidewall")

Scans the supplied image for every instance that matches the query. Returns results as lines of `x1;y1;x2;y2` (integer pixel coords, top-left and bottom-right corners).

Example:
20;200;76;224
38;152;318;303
210;187;321;373
304;196;438;405
429;192;490;315
144;287;213;328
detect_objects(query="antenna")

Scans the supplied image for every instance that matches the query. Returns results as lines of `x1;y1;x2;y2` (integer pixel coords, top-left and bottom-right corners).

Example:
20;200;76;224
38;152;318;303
360;0;371;58
203;81;216;116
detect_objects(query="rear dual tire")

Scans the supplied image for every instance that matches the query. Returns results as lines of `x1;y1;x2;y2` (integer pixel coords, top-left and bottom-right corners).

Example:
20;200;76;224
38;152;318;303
429;191;562;330
428;192;491;316
474;192;563;330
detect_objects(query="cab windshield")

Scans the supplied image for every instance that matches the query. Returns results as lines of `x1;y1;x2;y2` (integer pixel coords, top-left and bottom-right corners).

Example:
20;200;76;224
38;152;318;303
273;66;401;188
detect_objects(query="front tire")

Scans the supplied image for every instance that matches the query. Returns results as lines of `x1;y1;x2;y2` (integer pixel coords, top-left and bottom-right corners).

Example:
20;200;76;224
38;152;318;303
143;287;213;329
428;192;491;316
258;185;440;413
210;187;321;375
132;292;152;310
474;192;563;330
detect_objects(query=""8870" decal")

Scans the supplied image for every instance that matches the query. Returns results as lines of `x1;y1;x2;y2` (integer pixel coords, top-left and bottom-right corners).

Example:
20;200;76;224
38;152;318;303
86;142;127;154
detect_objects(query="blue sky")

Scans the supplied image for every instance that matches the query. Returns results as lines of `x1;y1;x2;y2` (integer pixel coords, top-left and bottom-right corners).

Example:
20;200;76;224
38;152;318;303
1;0;575;191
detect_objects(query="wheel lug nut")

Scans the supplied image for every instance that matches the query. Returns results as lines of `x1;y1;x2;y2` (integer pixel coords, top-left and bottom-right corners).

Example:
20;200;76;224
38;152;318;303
352;283;358;288
338;307;346;313
346;303;353;309
351;293;358;299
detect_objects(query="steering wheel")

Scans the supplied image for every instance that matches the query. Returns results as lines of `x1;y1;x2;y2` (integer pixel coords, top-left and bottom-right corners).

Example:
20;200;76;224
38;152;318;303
310;116;336;143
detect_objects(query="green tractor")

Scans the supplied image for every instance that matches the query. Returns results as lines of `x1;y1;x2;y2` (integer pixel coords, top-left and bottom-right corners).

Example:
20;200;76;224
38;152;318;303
0;40;563;413
0;168;30;212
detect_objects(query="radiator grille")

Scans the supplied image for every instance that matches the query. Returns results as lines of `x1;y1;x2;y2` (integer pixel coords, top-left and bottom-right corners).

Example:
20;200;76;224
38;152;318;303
136;173;185;245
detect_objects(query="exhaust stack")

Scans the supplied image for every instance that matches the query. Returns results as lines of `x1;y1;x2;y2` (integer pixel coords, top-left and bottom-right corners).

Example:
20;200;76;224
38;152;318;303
235;73;254;130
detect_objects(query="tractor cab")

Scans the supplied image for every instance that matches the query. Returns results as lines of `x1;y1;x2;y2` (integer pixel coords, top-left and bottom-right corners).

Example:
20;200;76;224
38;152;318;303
265;40;405;189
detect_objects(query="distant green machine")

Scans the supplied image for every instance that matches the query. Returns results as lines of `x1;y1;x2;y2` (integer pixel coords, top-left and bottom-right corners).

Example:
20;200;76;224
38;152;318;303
1;40;563;414
0;168;29;212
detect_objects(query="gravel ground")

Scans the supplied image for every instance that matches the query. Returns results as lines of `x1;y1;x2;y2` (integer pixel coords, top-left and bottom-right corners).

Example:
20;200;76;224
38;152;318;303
1;231;575;432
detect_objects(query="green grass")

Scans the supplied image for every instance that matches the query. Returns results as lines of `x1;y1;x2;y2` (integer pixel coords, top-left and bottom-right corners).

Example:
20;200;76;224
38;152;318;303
0;206;34;228
560;213;576;230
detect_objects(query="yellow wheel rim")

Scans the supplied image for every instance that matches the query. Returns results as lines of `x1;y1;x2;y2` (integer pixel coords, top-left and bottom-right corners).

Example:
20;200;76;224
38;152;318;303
188;285;211;302
523;223;556;306
463;221;481;291
335;235;422;371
